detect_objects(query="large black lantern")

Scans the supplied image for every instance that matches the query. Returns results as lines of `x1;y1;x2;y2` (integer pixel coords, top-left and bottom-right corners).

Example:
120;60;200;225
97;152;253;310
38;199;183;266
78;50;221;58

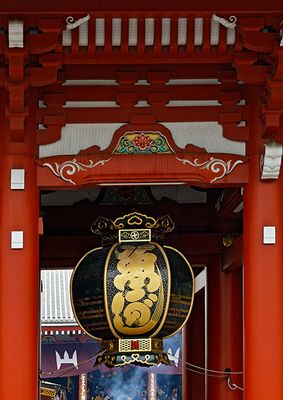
70;212;194;368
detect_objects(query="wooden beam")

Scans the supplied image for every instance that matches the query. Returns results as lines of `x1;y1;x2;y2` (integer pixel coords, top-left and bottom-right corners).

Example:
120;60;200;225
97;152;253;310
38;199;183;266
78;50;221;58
217;188;243;217
37;153;248;188
40;233;224;267
41;202;242;238
40;254;210;269
56;64;237;81
0;1;281;14
36;104;247;124
222;234;243;272
62;52;235;66
41;203;211;233
43;84;244;102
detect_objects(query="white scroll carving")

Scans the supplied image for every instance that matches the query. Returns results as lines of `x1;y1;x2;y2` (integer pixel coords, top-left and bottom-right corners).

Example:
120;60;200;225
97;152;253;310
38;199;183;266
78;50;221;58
261;141;283;180
8;20;24;48
212;14;237;29
66;15;90;30
43;158;111;185
176;156;243;183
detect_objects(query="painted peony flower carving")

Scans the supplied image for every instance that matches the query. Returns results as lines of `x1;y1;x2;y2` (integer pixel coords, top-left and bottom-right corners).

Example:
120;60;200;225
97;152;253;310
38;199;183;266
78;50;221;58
132;133;154;150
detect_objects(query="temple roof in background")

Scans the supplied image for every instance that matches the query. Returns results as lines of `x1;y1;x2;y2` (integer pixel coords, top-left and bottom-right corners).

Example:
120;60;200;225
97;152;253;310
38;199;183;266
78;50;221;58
41;269;77;332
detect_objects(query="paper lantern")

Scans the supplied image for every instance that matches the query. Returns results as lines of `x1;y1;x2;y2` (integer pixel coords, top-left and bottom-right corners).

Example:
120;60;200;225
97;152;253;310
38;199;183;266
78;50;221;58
71;212;194;368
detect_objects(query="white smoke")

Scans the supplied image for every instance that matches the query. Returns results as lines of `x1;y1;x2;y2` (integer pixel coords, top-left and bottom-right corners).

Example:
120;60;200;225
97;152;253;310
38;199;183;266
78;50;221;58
89;367;148;400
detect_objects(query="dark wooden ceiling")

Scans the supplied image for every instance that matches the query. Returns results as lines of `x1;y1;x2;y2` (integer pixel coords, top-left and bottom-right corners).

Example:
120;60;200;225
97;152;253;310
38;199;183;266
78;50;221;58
40;186;242;270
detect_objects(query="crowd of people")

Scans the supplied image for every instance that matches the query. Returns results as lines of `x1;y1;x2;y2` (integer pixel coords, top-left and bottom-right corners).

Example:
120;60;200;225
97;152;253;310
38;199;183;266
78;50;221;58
90;387;179;400
88;369;181;400
88;368;148;400
156;385;180;400
44;368;181;400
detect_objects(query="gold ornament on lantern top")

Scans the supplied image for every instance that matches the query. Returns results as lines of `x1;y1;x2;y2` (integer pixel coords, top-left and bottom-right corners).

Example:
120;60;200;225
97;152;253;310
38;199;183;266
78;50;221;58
70;212;194;368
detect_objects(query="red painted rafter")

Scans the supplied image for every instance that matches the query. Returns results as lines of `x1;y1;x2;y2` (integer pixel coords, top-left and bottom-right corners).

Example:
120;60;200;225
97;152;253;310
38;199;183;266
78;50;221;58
0;7;281;21
0;14;280;69
62;52;236;66
36;105;248;123
0;0;282;13
41;84;245;102
33;61;250;145
57;64;236;80
36;80;247;143
0;8;281;174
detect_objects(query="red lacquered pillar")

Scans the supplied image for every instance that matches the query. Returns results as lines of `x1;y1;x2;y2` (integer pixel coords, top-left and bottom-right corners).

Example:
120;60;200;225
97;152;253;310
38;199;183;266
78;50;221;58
207;256;243;400
182;288;205;400
0;153;39;400
243;88;283;399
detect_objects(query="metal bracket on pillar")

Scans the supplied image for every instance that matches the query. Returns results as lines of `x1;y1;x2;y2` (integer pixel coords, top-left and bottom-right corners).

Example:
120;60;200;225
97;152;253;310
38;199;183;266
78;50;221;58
261;141;283;180
263;226;276;244
10;168;25;189
11;231;24;249
8;20;24;48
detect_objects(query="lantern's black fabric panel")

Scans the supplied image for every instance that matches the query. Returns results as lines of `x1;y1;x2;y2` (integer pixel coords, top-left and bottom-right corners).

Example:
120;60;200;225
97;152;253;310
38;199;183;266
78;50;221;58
158;246;194;338
71;246;114;340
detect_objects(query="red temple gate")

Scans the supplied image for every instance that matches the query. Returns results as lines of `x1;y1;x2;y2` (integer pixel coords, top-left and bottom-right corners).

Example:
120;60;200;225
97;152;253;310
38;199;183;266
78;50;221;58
1;1;283;399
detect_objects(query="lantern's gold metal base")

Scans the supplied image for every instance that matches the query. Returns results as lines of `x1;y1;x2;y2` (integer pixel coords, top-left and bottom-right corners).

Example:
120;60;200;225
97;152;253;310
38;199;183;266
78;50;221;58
94;351;171;368
94;338;171;368
101;337;163;353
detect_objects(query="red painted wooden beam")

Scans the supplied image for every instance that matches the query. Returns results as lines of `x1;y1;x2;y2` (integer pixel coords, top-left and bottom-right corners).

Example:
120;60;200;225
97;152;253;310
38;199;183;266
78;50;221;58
36;105;247;124
62;52;236;66
0;0;282;13
43;84;244;102
37;153;248;188
57;64;236;81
